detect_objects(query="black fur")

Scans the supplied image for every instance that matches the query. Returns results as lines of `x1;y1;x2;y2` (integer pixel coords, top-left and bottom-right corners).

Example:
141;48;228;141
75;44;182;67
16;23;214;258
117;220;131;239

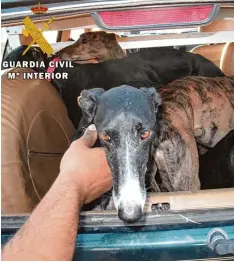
2;45;48;71
3;46;225;129
199;130;234;189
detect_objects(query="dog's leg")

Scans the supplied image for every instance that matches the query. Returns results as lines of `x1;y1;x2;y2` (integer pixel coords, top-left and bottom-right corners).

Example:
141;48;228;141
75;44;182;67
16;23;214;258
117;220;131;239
105;196;116;210
146;158;161;192
154;128;200;192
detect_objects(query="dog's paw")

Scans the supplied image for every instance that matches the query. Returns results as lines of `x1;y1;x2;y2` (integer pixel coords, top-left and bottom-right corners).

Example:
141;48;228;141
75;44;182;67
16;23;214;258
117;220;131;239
151;203;170;212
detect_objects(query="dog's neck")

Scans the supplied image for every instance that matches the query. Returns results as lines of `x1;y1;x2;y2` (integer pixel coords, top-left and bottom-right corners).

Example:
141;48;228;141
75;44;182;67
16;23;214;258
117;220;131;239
43;56;78;93
97;45;126;62
158;90;194;143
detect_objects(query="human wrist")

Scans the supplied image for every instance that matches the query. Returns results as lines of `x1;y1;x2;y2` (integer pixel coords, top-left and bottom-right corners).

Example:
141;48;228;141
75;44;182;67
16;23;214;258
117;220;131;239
59;169;86;207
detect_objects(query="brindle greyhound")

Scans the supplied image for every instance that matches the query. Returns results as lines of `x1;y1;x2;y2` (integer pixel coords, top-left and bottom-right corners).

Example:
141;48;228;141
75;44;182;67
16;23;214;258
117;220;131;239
55;31;126;63
153;76;234;193
2;31;125;70
78;76;234;223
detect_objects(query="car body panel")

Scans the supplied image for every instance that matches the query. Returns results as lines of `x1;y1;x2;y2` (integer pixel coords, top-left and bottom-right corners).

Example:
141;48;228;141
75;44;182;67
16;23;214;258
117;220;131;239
2;209;234;260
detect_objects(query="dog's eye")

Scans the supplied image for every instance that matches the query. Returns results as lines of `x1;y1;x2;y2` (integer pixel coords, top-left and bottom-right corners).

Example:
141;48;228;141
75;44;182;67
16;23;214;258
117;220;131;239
99;134;111;141
140;130;151;140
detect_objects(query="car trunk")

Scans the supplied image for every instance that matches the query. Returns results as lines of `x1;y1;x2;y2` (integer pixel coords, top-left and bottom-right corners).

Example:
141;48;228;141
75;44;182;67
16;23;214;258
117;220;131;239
1;0;234;260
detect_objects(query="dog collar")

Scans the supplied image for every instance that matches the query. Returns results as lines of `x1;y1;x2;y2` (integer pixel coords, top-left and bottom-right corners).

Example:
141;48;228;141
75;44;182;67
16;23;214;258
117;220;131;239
46;57;61;82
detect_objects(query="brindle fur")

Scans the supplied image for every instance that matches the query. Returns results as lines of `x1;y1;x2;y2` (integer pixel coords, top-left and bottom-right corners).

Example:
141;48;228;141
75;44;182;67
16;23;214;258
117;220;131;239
56;31;126;63
153;76;234;192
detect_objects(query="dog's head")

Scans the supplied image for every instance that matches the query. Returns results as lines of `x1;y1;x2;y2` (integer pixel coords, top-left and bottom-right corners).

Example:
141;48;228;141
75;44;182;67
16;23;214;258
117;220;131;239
2;45;48;70
78;86;161;222
57;31;126;63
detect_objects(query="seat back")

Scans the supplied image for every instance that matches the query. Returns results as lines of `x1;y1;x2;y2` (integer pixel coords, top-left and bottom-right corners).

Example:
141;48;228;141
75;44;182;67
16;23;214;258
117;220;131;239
220;42;234;76
191;44;225;68
1;68;75;213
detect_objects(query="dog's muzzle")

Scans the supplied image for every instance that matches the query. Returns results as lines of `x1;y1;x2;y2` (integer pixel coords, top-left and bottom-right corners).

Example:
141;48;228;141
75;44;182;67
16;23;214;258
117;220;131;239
118;201;143;223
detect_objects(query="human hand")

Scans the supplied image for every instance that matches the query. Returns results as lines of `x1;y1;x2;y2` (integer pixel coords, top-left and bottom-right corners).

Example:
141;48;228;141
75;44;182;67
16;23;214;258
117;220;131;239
60;124;112;204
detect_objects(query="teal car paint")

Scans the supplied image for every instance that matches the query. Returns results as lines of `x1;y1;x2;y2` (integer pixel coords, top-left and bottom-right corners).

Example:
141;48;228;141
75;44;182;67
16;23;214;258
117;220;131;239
2;209;234;260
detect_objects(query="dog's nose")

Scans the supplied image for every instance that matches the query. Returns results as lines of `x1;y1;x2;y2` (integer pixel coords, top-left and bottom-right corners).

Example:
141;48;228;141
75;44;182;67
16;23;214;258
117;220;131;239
118;201;143;223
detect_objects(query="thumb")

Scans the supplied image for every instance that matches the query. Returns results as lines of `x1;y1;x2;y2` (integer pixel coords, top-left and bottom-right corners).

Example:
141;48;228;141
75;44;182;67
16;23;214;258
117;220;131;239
80;124;98;148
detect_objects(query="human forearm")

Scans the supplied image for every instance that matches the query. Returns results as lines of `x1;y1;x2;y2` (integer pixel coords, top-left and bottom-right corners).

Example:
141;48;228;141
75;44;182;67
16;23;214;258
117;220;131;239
2;170;83;261
2;125;112;261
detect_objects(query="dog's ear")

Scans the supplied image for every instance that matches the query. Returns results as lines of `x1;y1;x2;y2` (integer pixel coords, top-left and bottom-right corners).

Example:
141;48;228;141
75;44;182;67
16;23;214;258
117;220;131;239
107;33;117;41
78;88;105;124
140;87;162;114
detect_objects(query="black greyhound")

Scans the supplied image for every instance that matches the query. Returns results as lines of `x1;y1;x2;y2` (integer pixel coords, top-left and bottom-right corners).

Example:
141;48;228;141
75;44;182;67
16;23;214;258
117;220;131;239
3;46;225;128
78;86;161;222
2;46;48;70
199;130;234;189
